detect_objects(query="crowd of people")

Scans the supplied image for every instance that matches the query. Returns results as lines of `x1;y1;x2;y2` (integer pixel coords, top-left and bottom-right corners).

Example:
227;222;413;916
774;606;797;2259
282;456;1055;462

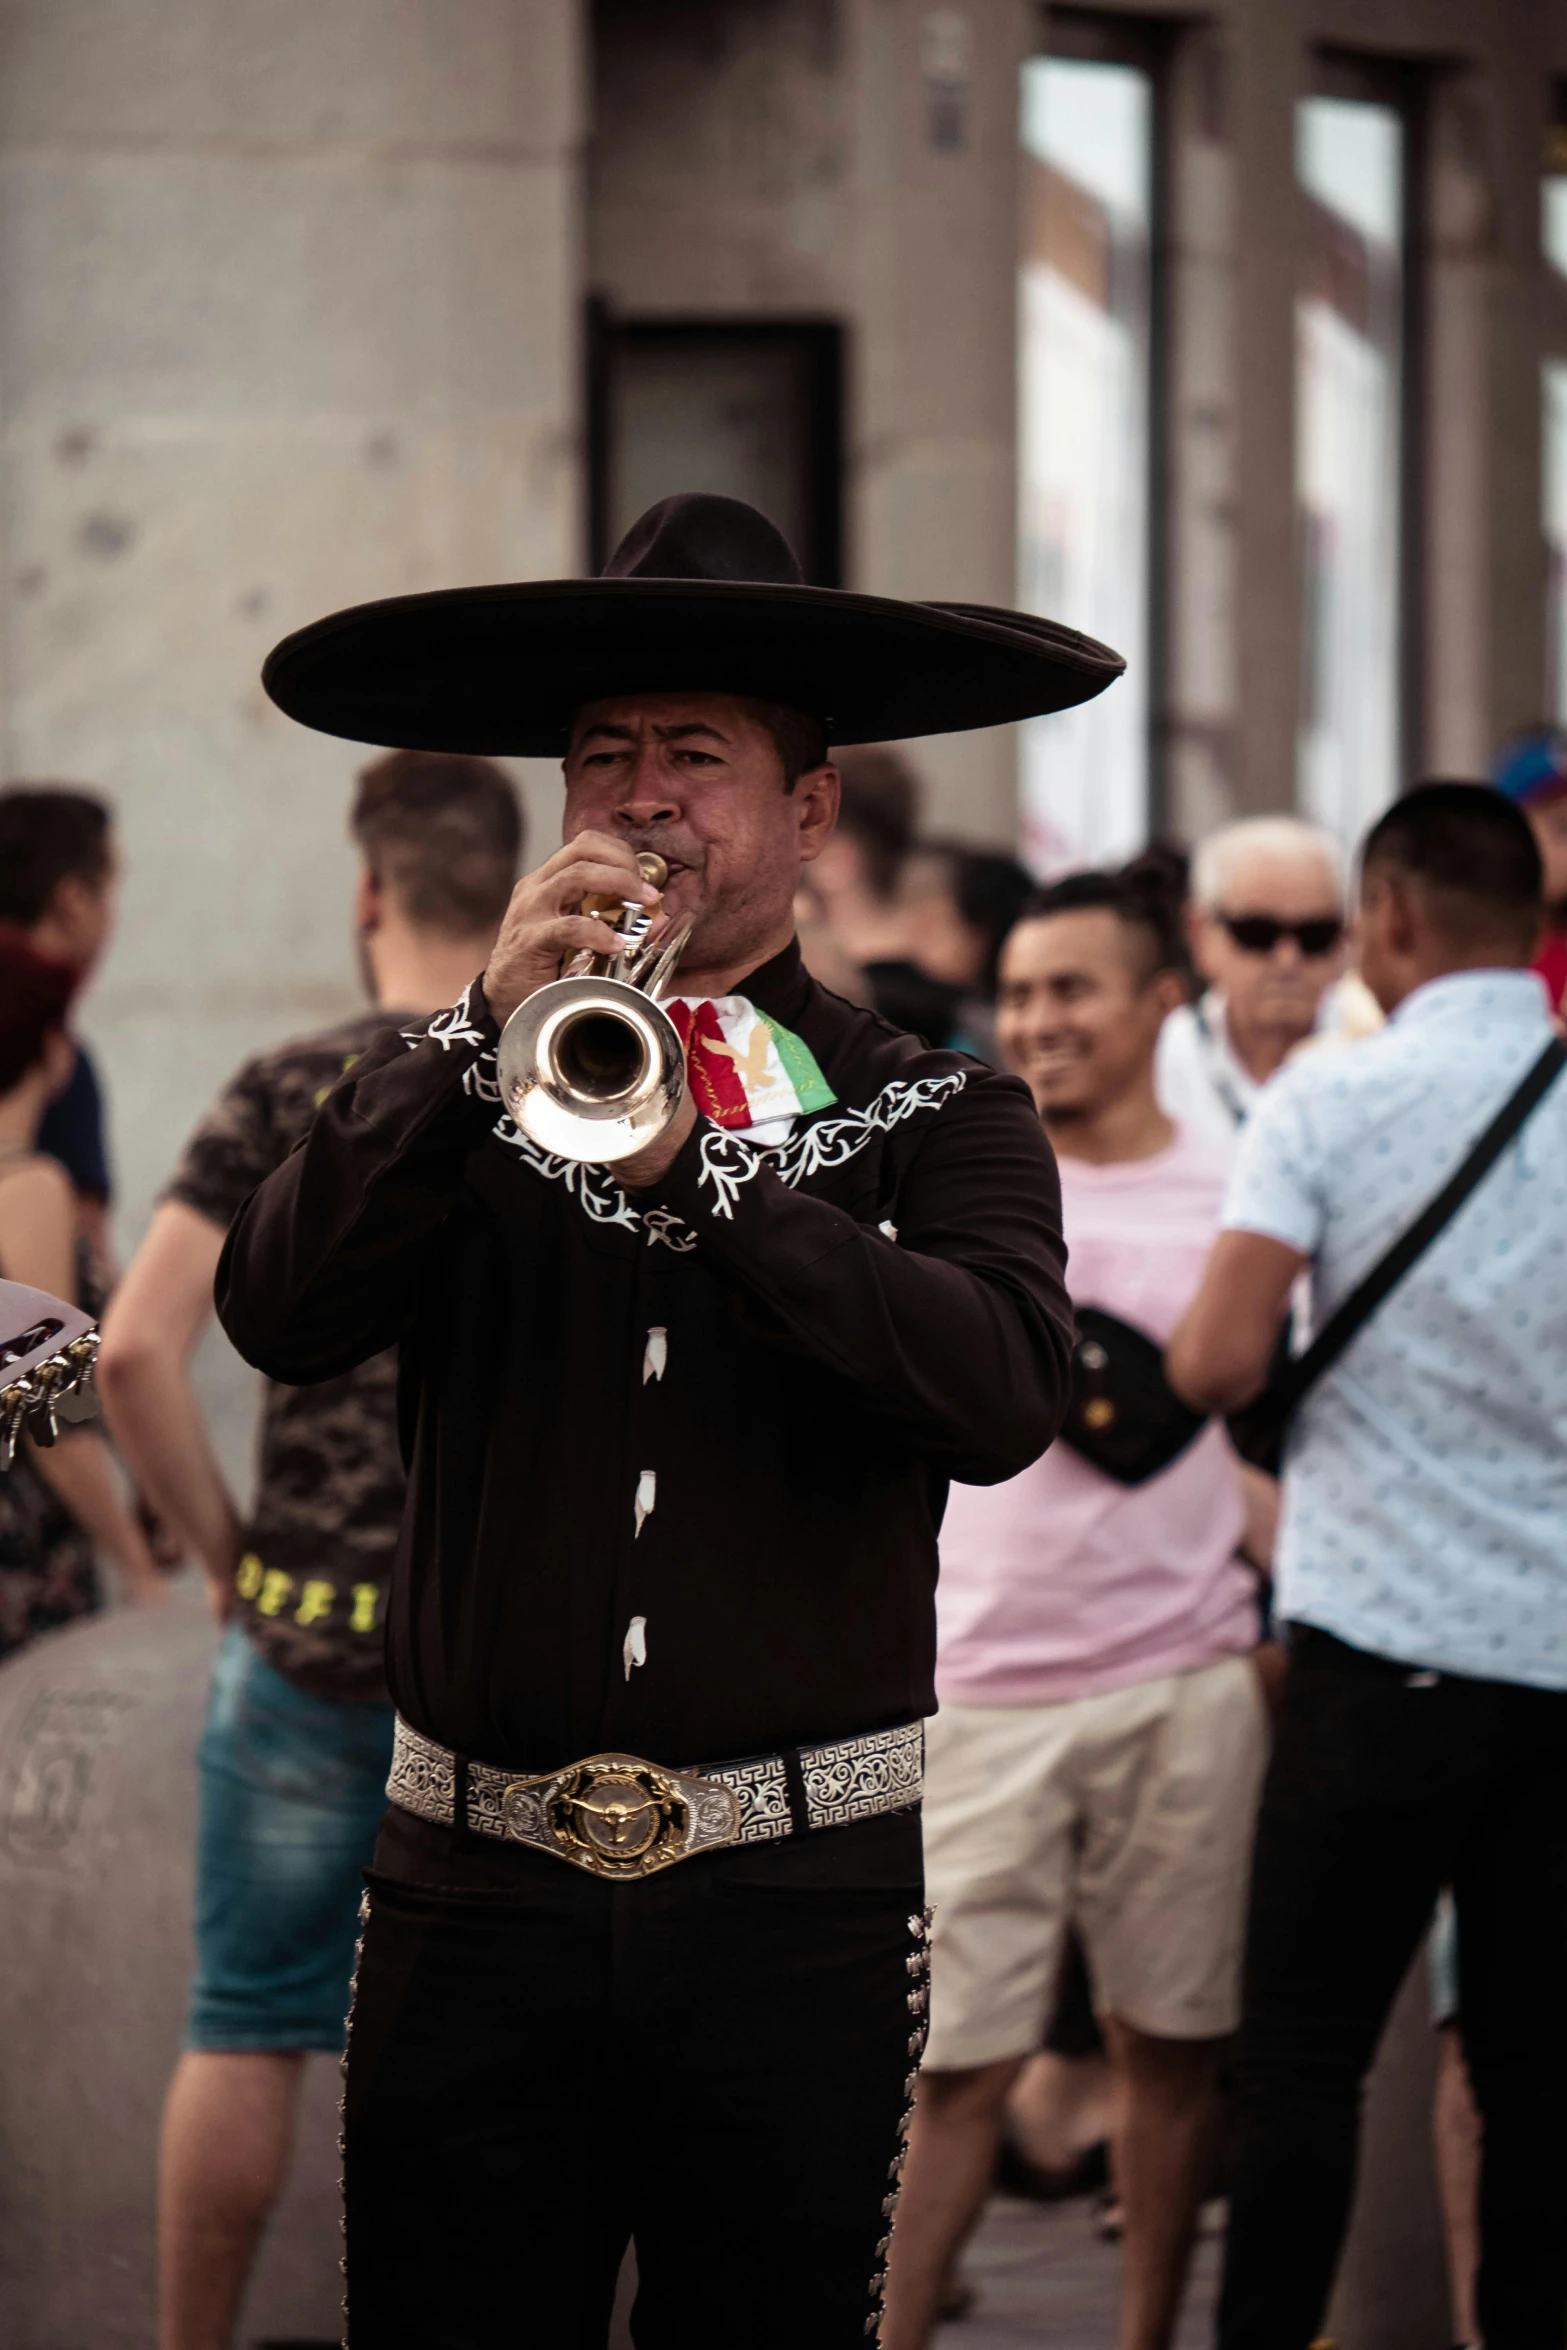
1;706;1565;2350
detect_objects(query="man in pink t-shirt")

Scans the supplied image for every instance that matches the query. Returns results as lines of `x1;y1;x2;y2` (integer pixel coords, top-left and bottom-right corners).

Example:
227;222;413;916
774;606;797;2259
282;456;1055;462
883;872;1272;2350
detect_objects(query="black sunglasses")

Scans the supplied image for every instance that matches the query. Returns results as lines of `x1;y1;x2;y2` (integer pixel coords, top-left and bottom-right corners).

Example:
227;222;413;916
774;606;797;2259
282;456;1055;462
1218;913;1344;957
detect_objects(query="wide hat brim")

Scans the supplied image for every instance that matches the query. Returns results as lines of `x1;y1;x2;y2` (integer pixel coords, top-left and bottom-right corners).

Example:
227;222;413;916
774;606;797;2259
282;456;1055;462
261;578;1124;756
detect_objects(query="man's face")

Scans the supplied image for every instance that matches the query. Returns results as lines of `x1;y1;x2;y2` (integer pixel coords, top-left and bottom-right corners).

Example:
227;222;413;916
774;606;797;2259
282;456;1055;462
996;910;1177;1121
1525;787;1567;921
1191;846;1345;1042
562;693;838;973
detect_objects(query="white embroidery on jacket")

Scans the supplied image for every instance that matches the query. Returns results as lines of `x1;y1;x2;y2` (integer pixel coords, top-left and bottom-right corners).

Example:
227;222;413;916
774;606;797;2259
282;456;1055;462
491;1124;644;1234
491;1120;703;1247
410;1033;969;1244
695;1071;970;1221
464;1054;503;1104
401;985;502;1101
643;1207;698;1254
405;982;489;1057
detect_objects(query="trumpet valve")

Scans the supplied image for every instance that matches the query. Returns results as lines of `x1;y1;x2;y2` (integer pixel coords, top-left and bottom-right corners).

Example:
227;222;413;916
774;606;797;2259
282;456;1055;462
581;889;644;926
581;852;668;929
582;853;668;959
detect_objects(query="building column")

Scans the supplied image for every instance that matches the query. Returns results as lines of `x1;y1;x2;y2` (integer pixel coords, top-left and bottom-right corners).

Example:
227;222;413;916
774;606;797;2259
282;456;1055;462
1161;23;1242;843
848;0;1037;846
1228;0;1306;813
1478;7;1552;751
1418;72;1497;778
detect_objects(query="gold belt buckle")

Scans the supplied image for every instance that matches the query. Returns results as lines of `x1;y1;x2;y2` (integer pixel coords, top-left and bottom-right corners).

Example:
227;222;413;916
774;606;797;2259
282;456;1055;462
502;1752;742;1880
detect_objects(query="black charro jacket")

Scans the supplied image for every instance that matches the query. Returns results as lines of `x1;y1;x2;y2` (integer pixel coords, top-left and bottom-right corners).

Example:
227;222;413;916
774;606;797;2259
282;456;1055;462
216;940;1073;1770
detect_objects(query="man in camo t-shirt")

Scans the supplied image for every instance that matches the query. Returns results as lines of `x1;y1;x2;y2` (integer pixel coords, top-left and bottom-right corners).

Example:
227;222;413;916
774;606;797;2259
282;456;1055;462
99;749;521;2350
167;1019;407;1688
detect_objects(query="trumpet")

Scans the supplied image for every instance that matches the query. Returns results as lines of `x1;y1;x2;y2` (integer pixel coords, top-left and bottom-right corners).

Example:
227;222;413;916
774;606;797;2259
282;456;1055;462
496;852;693;1165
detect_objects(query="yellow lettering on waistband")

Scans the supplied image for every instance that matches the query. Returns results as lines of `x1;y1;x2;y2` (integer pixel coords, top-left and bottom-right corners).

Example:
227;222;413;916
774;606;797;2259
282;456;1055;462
295;1578;335;1627
349;1583;379;1633
256;1569;294;1617
235;1553;264;1601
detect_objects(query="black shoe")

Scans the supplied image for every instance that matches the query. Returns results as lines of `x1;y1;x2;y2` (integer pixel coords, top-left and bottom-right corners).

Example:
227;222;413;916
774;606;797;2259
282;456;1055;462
1090;2186;1124;2242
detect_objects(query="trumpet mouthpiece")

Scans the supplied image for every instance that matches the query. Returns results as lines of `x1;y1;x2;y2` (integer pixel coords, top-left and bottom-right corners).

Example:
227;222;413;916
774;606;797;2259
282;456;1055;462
635;852;668;891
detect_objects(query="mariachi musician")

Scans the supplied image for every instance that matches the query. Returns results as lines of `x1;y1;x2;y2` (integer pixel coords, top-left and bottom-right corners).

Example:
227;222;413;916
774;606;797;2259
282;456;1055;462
217;494;1119;2348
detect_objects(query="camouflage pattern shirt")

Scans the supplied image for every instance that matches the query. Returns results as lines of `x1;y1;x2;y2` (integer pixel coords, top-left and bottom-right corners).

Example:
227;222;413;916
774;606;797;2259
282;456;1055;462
168;1009;410;1704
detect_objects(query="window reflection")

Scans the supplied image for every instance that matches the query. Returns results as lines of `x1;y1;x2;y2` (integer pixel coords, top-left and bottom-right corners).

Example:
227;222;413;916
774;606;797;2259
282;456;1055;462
1017;55;1150;875
1545;181;1567;277
1544;121;1567;275
1546;363;1567;723
1296;96;1404;851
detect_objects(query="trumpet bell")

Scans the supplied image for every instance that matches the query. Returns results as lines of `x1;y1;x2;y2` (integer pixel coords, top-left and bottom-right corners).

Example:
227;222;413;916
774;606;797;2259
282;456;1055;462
497;975;686;1164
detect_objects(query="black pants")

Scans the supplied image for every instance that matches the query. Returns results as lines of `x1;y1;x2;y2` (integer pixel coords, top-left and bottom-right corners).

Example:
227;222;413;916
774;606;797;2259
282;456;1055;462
1218;1627;1567;2350
342;1800;924;2348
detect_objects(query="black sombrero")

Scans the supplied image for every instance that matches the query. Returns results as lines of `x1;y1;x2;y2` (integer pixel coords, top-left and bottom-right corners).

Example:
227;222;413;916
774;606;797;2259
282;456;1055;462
262;493;1124;754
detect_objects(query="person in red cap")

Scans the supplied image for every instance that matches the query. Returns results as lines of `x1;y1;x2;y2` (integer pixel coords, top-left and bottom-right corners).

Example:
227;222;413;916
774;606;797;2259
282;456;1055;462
1491;728;1567;1015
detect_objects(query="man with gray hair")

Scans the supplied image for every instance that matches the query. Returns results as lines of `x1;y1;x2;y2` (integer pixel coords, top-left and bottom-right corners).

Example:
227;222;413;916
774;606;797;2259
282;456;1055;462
1157;817;1348;1143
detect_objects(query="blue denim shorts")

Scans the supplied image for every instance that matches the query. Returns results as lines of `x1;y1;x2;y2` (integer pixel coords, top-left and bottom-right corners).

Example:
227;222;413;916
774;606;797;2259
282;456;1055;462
186;1621;396;2052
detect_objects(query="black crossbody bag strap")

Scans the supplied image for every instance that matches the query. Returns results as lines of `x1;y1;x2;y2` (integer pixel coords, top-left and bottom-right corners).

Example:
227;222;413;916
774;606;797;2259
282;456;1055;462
1262;1033;1567;1431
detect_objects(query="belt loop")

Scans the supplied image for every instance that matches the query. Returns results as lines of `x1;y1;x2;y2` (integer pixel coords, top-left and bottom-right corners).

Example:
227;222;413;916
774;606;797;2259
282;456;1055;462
782;1747;810;1837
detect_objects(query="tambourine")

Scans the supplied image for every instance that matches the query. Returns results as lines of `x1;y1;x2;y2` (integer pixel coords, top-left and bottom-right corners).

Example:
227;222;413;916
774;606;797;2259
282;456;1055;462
0;1278;101;1469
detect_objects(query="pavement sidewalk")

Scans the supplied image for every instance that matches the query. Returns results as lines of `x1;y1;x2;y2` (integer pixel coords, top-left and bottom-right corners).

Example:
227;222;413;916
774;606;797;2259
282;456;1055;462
934;2194;1220;2350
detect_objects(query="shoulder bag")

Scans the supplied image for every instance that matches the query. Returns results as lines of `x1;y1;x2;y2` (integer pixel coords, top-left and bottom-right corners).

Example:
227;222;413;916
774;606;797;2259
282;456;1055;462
1058;1304;1209;1487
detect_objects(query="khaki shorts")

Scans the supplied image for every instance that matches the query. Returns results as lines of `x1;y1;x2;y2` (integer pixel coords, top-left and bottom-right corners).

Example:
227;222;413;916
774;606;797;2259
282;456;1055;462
922;1655;1268;2066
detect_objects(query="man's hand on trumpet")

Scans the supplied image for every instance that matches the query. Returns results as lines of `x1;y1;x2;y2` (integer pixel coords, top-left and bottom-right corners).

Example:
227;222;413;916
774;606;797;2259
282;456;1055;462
482;830;698;1188
614;1079;697;1190
481;831;663;1028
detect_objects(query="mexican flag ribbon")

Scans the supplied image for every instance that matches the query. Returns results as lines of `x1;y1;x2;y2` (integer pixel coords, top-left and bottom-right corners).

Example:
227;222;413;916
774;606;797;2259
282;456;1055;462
666;996;836;1132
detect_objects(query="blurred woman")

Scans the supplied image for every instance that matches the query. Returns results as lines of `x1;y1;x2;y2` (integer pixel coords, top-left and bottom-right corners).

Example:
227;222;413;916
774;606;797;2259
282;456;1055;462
0;932;160;1654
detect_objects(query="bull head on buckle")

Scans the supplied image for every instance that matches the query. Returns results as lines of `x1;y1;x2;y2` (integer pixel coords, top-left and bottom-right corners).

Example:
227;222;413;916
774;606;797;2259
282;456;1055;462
501;1751;743;1879
554;1759;685;1874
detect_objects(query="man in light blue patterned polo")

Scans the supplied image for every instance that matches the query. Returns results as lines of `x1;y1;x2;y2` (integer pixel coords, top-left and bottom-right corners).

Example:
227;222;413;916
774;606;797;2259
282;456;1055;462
1167;782;1567;2350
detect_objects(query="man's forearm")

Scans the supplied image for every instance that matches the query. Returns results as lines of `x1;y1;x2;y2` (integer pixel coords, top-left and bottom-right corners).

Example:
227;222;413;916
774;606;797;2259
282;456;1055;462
29;1427;163;1599
1167;1230;1307;1412
217;1000;492;1381
1166;1336;1270;1415
98;1345;242;1585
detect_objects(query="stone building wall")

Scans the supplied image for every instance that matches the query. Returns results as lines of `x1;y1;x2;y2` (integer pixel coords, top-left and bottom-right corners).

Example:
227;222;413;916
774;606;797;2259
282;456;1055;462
0;0;584;1468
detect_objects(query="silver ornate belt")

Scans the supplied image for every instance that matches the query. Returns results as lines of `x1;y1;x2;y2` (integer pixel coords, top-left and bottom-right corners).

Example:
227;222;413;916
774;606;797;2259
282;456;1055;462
387;1715;923;1882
